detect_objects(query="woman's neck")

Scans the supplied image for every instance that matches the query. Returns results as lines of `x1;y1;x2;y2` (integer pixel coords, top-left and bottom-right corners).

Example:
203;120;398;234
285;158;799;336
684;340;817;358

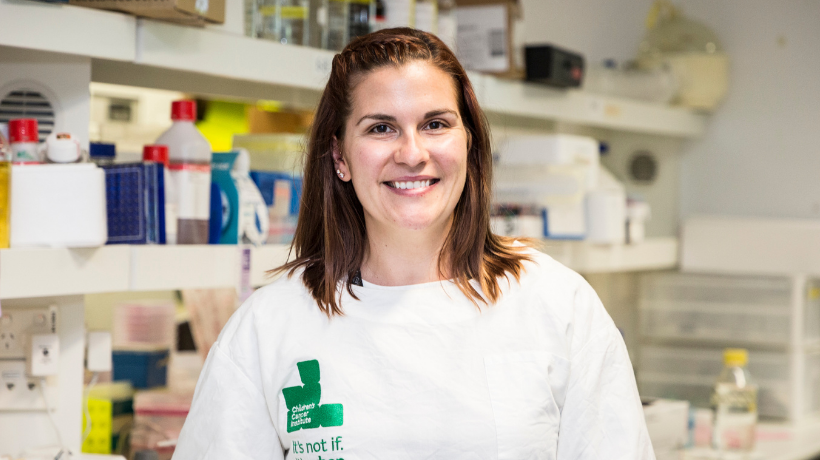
361;221;452;287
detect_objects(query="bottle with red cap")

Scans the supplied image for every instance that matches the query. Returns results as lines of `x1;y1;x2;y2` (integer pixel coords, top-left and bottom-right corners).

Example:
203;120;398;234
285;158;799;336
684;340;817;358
8;119;41;163
143;144;176;244
155;100;212;244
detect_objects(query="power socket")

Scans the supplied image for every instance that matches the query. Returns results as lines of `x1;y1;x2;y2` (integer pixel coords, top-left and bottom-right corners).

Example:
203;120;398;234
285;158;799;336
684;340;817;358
0;305;58;360
27;333;60;377
0;360;57;411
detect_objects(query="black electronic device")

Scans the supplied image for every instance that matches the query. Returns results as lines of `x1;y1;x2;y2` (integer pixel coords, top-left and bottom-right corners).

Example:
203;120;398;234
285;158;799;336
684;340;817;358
524;45;585;88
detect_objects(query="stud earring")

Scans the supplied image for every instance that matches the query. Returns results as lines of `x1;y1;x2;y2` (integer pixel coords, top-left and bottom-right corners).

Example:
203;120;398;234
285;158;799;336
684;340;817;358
337;169;345;179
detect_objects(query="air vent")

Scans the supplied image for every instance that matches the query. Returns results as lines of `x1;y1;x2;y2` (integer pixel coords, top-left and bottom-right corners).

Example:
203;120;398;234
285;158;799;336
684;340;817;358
0;90;56;142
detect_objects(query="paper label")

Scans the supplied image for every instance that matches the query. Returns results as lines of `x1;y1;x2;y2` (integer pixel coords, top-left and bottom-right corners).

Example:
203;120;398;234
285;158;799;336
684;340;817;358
168;164;211;220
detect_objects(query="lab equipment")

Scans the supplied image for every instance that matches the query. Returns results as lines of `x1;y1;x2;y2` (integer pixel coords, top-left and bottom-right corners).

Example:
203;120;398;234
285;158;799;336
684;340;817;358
131;390;193;459
112;348;169;389
8;118;41;163
232;150;269;245
638;272;820;421
524;44;585;88
325;0;374;51
255;0;310;45
113;301;176;350
89;142;116;166
156;100;212;245
250;171;301;243
712;349;758;453
44;131;82;163
102;163;166;245
143;145;175;244
642;398;689;458
9;163;107;248
0;122;10;161
637;0;729;111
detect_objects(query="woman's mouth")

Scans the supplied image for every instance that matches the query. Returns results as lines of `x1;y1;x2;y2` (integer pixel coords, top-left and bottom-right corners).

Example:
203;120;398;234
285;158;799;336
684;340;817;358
385;179;440;190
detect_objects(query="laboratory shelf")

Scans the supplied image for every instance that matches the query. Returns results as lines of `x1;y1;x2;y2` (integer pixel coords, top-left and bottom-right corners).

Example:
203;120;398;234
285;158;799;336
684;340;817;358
477;75;707;138
683;417;820;460
0;0;136;62
0;238;676;299
0;245;131;299
539;237;679;274
0;0;706;137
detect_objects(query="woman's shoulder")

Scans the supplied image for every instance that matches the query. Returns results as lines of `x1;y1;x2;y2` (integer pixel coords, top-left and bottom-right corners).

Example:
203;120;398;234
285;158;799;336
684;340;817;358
217;270;315;344
514;243;587;289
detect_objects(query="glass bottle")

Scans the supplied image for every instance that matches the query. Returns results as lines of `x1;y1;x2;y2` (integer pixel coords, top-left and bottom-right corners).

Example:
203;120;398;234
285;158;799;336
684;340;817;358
712;348;758;455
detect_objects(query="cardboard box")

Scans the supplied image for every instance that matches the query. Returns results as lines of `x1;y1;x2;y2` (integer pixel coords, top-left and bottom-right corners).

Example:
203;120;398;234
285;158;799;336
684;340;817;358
454;0;522;77
70;0;225;26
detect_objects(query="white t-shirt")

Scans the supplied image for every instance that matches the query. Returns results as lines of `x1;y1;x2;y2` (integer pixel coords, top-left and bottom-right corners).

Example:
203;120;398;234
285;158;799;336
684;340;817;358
173;249;655;460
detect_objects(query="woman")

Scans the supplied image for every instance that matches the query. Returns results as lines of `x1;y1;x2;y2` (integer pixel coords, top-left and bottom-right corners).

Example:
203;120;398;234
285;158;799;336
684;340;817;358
174;28;653;459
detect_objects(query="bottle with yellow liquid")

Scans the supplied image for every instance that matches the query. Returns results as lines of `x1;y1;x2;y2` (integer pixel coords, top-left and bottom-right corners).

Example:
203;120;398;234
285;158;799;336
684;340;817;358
712;348;758;455
0;124;9;248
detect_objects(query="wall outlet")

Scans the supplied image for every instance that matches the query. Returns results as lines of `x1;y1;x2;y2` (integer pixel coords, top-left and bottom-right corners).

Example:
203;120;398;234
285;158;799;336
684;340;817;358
0;306;58;360
27;333;60;377
0;360;57;411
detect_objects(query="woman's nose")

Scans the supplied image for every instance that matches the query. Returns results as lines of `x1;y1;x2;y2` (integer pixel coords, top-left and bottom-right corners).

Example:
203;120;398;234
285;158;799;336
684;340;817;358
394;131;429;167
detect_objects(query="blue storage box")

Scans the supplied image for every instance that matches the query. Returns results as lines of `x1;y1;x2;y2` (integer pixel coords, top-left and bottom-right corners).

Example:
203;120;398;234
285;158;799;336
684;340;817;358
103;163;166;244
112;348;169;389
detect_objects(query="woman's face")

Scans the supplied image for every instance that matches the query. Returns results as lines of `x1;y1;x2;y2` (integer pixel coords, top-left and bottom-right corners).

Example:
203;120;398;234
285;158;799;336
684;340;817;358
335;61;469;238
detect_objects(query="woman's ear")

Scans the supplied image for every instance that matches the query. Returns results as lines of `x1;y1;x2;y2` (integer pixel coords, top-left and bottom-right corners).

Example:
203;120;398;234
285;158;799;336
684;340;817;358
332;136;351;182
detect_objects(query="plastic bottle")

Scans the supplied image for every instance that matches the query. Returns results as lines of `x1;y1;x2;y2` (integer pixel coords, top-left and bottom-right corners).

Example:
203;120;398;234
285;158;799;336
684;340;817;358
8;118;41;163
155;100;212;245
0;123;10;161
143;145;175;245
712;348;758;454
231;149;270;246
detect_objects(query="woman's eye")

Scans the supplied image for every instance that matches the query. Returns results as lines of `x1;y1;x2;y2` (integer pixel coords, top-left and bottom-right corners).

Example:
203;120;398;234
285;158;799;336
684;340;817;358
371;124;391;134
427;120;446;130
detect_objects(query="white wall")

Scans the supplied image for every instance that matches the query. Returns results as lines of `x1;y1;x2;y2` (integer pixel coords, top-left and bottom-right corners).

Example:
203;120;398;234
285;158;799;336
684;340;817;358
520;0;654;65
677;0;820;220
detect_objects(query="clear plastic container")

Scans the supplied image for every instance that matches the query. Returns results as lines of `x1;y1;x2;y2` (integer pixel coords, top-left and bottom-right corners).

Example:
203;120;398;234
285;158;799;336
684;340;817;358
638;345;820;420
155;100;212;245
113;301;176;349
250;0;310;45
712;349;758;453
639;272;820;347
324;0;374;51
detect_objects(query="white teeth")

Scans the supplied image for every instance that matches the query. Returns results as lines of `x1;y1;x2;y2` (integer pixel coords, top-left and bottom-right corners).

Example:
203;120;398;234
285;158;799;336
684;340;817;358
391;180;432;190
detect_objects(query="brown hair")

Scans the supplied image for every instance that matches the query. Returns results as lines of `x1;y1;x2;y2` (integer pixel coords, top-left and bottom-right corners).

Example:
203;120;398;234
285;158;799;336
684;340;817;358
273;28;531;316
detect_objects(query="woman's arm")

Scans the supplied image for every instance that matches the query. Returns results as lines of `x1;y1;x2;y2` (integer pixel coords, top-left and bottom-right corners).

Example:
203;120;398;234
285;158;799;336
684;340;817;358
556;282;655;460
173;302;285;460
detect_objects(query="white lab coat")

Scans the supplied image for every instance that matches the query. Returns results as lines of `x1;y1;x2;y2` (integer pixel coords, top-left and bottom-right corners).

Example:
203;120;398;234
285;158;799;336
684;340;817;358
173;248;655;460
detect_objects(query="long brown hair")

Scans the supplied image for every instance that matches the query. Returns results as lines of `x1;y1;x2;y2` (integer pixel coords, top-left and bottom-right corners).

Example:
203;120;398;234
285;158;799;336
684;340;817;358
273;28;531;316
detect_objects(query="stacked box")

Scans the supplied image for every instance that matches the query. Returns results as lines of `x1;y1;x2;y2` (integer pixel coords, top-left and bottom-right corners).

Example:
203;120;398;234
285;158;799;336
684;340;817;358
637;272;820;421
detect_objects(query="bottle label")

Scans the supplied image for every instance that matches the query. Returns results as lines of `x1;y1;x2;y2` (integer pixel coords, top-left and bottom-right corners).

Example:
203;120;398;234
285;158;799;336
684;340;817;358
168;163;211;220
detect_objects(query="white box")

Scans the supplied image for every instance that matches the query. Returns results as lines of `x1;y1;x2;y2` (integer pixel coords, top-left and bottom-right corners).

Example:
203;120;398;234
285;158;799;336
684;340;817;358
643;398;690;453
10;164;107;248
455;4;509;72
496;134;600;190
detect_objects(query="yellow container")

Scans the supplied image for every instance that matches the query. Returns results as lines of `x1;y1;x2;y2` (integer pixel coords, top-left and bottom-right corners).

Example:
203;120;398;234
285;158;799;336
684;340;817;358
0;162;9;249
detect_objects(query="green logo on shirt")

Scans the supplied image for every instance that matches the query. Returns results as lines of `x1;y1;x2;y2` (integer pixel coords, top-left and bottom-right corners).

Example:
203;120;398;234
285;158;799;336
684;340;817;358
282;360;344;433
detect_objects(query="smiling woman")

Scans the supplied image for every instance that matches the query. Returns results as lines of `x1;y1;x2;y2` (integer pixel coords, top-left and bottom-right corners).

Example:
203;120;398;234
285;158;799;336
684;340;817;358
173;28;654;460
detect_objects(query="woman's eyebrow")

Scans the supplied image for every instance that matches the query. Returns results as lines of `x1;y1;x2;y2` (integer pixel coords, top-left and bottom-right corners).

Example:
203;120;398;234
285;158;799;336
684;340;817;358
356;109;458;126
424;109;458;119
356;114;396;126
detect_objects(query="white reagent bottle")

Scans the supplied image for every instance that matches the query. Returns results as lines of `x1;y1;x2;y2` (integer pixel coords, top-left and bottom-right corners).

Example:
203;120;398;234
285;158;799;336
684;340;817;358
156;101;212;244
